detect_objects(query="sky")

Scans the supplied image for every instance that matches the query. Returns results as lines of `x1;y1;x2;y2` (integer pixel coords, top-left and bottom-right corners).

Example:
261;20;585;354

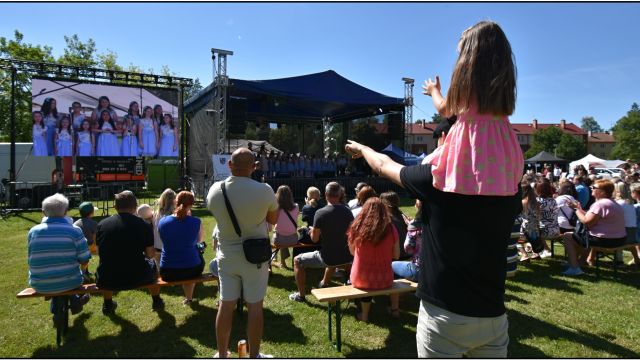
1;2;639;130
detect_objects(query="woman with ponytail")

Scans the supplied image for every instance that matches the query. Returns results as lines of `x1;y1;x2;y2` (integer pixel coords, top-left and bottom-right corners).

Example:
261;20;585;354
157;191;205;305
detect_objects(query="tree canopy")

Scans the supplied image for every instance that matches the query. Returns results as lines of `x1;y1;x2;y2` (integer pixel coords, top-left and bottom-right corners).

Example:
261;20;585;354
580;116;604;133
611;103;640;161
524;126;586;161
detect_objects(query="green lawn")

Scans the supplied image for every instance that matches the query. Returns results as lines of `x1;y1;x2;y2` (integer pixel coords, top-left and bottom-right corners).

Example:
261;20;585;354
1;202;638;358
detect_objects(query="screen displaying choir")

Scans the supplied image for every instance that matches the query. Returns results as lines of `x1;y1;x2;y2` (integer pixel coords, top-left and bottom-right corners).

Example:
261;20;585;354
31;96;179;157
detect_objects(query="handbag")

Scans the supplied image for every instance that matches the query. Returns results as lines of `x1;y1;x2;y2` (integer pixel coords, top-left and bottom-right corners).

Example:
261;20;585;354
221;181;271;267
525;229;545;253
573;220;590;249
559;206;578;227
283;208;308;243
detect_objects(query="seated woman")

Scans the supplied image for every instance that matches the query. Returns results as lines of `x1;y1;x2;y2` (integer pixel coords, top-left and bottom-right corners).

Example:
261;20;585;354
158;191;205;305
562;179;627;276
535;179;559;258
380;191;411;259
556;181;578;234
392;200;423;282
293;187;323;259
348;197;400;322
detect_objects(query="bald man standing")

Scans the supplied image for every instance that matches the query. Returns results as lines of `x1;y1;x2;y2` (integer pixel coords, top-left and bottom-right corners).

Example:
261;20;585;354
206;148;279;358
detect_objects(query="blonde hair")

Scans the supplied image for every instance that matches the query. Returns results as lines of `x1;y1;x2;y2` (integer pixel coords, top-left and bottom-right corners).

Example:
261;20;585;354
306;186;321;208
156;188;176;216
613;181;633;204
136;204;154;219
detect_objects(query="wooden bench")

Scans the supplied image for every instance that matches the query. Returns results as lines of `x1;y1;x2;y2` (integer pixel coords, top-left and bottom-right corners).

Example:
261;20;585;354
591;244;636;279
17;273;218;347
311;279;418;352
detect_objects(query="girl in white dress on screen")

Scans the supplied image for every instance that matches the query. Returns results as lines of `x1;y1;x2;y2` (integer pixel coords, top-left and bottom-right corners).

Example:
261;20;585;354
138;106;159;157
76;119;94;156
95;110;120;156
121;115;139;156
71;102;86;132
158;114;179;157
128;101;141;127
153;104;164;129
55;115;73;157
41;97;61;156
32;111;48;156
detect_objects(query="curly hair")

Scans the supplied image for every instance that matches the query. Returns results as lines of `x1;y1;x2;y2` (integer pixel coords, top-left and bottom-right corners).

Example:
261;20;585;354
348;197;391;248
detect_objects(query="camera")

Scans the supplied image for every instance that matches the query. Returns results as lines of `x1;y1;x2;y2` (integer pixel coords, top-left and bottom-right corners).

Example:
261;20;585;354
196;242;207;254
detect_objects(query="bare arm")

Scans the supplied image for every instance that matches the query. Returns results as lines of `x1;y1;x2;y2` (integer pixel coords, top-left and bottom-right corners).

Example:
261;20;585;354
572;202;600;228
198;222;204;243
144;246;156;259
266;209;279;225
392;237;400;260
345;140;404;187
423;76;451;117
310;226;321;243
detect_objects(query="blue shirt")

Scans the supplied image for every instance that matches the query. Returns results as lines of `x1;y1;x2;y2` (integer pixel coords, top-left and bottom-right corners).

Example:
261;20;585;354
28;217;91;293
575;184;589;208
158;215;202;269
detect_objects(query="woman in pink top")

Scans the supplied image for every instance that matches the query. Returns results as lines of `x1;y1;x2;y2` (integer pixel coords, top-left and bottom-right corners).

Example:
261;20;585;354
273;185;299;269
348;197;400;322
562;179;627;276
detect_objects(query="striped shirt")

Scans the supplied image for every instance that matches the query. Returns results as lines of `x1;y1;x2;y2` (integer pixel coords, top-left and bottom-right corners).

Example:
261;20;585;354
28;217;91;294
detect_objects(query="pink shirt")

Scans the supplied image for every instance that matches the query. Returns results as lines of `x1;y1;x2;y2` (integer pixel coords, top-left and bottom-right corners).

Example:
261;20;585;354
275;205;299;236
588;199;626;239
423;104;524;196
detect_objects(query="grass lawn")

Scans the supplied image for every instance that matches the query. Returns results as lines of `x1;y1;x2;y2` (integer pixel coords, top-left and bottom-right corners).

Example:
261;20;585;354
1;200;639;358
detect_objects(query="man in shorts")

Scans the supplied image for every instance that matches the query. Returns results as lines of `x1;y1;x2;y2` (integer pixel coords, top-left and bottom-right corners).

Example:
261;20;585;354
206;148;279;358
289;181;354;302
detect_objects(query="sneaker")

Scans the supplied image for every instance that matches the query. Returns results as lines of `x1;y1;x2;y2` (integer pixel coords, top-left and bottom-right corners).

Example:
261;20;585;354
288;292;305;302
152;296;165;311
540;250;553;259
70;294;91;315
102;300;118;315
562;267;584;276
257;353;274;358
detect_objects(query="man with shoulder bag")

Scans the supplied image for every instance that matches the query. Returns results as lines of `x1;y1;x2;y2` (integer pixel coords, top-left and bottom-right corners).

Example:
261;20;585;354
206;148;279;359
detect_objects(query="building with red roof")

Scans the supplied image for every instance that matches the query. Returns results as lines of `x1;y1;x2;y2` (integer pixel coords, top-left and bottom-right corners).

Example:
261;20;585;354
586;131;616;159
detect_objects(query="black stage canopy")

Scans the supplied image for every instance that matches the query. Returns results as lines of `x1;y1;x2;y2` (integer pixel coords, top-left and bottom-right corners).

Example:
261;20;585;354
185;70;405;123
525;151;566;163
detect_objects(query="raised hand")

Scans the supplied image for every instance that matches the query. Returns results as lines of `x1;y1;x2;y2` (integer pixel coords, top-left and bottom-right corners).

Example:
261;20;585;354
345;140;365;159
422;76;441;97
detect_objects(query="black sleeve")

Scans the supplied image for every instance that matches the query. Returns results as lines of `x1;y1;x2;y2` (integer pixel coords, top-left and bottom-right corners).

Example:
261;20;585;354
142;221;154;248
313;209;323;229
400;164;433;202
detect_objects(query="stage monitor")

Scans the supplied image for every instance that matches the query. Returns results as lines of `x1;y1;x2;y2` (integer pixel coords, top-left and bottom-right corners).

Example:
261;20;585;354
31;77;180;160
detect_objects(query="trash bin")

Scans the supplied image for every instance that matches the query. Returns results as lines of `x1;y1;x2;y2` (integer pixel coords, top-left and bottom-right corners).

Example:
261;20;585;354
146;159;165;192
163;159;180;191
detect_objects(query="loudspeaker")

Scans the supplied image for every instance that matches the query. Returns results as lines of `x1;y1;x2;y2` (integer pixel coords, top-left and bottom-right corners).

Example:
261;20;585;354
228;97;248;134
387;113;403;139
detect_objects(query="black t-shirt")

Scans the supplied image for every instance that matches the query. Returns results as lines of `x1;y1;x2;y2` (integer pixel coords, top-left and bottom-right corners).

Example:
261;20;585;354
313;204;354;266
96;212;154;289
301;204;319;226
400;164;522;317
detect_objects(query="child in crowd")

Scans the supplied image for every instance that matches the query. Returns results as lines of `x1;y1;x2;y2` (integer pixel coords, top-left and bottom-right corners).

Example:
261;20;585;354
139;106;159;157
519;182;541;261
392;200;423;283
137;204;155;224
76;119;94;156
55;115;74;157
348;197;399;322
273;185;299;269
74;202;99;282
613;182;640;265
159;114;179;157
421;21;524;196
32;111;48;156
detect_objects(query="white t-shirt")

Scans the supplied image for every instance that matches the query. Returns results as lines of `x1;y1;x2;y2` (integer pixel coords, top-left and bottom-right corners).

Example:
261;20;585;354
347;199;358;209
206;176;278;254
616;199;637;228
555;194;576;229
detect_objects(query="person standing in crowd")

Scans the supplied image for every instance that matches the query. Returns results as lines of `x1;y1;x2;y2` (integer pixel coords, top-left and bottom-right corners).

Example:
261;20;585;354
272;185;300;269
289;182;354;302
74;201;99;280
348;182;368;209
556;181;578;234
153;188;177;268
41;97;61;156
535;180;558;258
563;179;627;276
348;197;400;322
121;115;139;156
613;182;640;265
139;106;159;157
159;114;179;157
32;111;48;156
380;191;411;259
76;119;94;156
27;194;91;315
96;191;164;314
351;185;377;218
95;110;120;157
158;191;205;306
347;21;523;357
553;164;562;182
206;148;279;359
71;101;86;132
54;115;73;157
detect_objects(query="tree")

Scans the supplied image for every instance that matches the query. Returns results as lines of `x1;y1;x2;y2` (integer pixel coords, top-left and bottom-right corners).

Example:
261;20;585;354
555;133;587;161
57;35;97;68
431;113;444;124
414;119;423;125
524;126;586;161
184;77;203;100
580;116;604;133
611;103;640;161
350;117;385;152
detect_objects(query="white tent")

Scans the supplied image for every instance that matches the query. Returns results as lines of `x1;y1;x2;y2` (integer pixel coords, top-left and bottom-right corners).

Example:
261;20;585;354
569;154;626;172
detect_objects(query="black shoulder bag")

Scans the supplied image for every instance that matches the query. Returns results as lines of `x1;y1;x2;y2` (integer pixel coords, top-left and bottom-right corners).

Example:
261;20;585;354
221;181;271;267
284;208;310;243
559;206;578;228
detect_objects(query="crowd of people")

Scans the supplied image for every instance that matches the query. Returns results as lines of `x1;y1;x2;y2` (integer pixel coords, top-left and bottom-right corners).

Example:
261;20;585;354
518;164;640;275
32;97;179;157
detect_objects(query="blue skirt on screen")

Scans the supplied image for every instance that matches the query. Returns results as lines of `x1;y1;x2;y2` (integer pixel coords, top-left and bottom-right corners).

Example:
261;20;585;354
121;133;139;156
140;129;157;157
56;138;73;157
97;132;120;156
159;132;178;157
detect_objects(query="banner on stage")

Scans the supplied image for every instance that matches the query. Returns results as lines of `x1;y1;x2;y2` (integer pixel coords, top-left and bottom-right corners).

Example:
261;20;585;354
212;155;231;181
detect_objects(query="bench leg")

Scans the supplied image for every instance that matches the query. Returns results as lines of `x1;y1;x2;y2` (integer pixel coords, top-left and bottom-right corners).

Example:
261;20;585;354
595;253;601;280
550;239;555;257
53;295;69;347
327;302;332;342
335;300;342;352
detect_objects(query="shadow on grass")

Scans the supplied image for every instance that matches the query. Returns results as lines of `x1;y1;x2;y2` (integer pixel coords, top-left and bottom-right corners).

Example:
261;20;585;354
507;308;639;358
